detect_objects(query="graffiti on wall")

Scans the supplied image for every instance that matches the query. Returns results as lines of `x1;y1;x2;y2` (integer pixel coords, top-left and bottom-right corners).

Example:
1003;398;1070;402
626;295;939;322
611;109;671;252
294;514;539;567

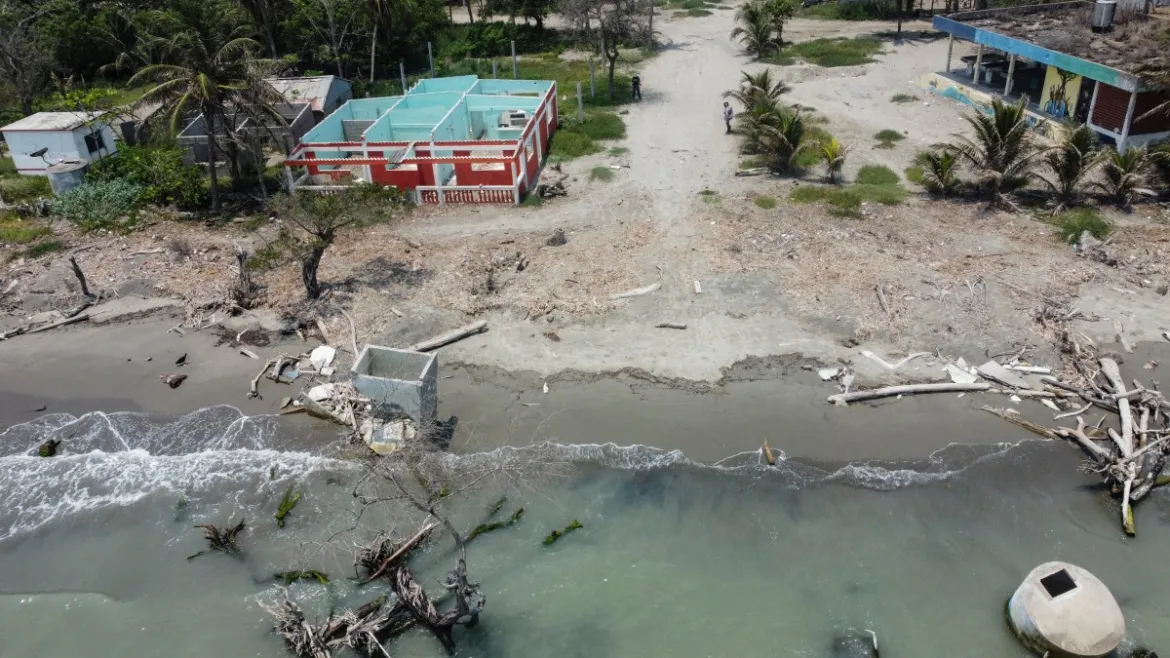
1040;68;1081;120
925;74;1068;142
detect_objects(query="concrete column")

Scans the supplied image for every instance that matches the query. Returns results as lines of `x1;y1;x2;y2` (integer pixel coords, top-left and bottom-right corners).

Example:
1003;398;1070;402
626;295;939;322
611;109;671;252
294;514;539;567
399;61;407;94
1119;89;1139;151
1004;54;1016;97
428;42;435;78
1087;82;1101;127
433;163;443;206
511;41;518;79
510;158;519;203
577;82;584;122
946;34;954;73
973;44;983;83
284;166;295;191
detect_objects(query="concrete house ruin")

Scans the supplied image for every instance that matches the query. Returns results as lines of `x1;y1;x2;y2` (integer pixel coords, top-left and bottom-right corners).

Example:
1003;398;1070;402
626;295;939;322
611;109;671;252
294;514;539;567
282;75;558;205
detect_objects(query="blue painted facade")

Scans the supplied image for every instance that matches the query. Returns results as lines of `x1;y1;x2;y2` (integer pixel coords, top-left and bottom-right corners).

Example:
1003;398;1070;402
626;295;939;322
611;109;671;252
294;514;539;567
932;15;1140;91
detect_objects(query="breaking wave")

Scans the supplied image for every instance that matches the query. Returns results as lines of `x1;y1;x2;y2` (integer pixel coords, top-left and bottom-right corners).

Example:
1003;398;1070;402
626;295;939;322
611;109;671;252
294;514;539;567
0;406;1036;543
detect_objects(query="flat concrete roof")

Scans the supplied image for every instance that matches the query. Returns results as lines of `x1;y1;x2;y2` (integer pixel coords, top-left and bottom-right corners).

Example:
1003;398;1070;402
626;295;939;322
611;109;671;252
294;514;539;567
1;111;105;132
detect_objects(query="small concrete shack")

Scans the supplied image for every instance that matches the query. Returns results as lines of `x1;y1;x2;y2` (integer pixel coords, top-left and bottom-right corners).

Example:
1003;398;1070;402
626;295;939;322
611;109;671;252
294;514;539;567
0;112;117;175
1007;561;1125;658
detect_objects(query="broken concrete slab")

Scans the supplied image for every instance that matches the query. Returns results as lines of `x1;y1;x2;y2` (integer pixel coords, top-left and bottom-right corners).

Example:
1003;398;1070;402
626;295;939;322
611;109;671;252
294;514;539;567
944;363;979;384
977;360;1030;389
88;297;183;325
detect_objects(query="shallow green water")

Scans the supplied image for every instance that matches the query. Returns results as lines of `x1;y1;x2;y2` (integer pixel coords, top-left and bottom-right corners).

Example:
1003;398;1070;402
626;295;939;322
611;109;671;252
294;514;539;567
1;407;1167;657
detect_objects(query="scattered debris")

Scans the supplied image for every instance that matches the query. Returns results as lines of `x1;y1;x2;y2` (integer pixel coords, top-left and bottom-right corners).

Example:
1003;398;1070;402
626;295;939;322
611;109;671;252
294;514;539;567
976;360;1030;389
818;367;842;381
875;283;891;316
274;570;329;586
861;350;930;371
546;228;568;247
187;518;246;560
542;520;584;545
175;353;188;367
37;438;61;457
609;281;661;300
734;167;770;177
159;373;187;389
693;280;702;294
410;321;488;352
309;345;336;371
656;322;687;330
168;324;185;336
944;363;979;384
274;486;301;529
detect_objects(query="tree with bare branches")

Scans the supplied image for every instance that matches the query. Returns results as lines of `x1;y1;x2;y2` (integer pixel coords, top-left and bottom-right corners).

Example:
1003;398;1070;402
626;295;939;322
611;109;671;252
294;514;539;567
560;0;648;100
0;2;54;116
272;184;406;299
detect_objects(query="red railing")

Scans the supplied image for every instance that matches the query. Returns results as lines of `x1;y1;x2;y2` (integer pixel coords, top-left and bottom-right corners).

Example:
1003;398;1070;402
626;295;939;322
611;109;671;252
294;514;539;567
418;187;515;205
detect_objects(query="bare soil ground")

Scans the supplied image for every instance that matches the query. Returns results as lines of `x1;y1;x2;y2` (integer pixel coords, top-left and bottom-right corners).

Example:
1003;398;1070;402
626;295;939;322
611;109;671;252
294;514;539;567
3;13;1169;385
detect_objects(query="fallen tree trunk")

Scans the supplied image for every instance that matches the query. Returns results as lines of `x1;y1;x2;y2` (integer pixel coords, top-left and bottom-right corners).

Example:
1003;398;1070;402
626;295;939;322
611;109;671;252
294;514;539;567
827;383;992;405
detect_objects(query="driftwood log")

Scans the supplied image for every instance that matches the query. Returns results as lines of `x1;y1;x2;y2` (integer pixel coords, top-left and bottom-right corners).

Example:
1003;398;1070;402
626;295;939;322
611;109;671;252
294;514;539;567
410;321;488;352
828;383;992;405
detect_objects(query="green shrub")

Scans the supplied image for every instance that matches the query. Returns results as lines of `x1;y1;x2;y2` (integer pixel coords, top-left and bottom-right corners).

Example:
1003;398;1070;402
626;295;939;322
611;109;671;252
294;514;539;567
904;165;925;184
549;131;602;161
754;195;777;209
570;112;625;140
699;188;719;203
739;155;770;170
801;0;891;19
767;37;883;67
520;193;543;207
0;175;52;203
874;129;905;143
676;8;713;15
0;153;15;176
87;145;208;209
53;180;144;232
589;166;615;182
607;146;629;156
18;239;64;259
891;93;919;104
1052;208;1111;244
856;164;900;185
0;219;51;244
549;112;625;161
790;182;906;214
438;23;564;60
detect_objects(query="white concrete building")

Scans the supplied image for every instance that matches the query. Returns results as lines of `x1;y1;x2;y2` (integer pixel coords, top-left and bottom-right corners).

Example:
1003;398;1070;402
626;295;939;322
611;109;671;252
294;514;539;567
0;112;117;175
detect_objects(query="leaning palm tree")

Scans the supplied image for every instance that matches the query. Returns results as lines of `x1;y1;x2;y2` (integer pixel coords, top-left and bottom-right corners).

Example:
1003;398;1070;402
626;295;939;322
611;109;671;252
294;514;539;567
944;97;1042;204
128;0;270;212
723;69;791;112
819;138;847;183
1095;147;1158;210
731;0;779;58
1041;125;1102;210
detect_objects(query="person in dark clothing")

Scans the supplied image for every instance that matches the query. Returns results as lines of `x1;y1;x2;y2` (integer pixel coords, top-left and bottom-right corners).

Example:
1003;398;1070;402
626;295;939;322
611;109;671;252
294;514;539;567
723;101;733;134
631;75;642;101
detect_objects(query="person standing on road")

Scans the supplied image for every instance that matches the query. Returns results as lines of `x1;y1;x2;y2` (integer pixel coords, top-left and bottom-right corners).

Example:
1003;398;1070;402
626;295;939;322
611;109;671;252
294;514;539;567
723;101;734;134
631;75;642;101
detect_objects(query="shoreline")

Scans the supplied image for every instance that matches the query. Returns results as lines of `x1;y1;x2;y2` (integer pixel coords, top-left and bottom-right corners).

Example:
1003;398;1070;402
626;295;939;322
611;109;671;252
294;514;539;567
10;312;1166;463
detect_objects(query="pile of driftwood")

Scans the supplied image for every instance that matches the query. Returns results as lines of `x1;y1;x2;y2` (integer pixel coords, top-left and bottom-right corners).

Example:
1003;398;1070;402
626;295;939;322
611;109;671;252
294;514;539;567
825;350;1170;537
262;519;484;658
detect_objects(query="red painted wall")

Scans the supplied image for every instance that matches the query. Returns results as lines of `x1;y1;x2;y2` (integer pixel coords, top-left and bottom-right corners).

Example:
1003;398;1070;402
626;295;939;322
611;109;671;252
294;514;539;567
1093;85;1170;136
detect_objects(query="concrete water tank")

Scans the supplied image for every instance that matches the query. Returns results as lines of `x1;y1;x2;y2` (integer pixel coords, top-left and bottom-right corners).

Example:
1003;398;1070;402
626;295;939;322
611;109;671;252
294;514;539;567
45;161;88;195
1007;561;1125;657
350;345;438;424
1092;0;1117;31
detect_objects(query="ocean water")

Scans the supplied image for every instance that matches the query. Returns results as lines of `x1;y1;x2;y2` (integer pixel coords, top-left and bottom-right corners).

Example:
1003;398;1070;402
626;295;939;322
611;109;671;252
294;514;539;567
1;406;1167;658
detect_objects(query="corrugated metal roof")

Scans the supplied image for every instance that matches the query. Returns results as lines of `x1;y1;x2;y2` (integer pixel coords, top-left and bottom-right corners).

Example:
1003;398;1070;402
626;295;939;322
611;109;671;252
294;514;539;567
265;76;348;113
1;111;105;132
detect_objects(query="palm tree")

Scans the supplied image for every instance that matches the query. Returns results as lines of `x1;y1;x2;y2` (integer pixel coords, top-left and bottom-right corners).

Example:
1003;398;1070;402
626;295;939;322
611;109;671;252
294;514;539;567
723;69;791;112
1095;147;1157;210
944;97;1041;203
128;0;272;212
1041;125;1102;209
730;0;779;58
916;149;962;198
757;108;810;173
819;137;847;183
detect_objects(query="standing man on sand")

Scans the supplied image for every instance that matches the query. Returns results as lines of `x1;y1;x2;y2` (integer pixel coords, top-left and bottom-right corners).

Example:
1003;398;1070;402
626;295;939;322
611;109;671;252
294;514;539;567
723;101;734;134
